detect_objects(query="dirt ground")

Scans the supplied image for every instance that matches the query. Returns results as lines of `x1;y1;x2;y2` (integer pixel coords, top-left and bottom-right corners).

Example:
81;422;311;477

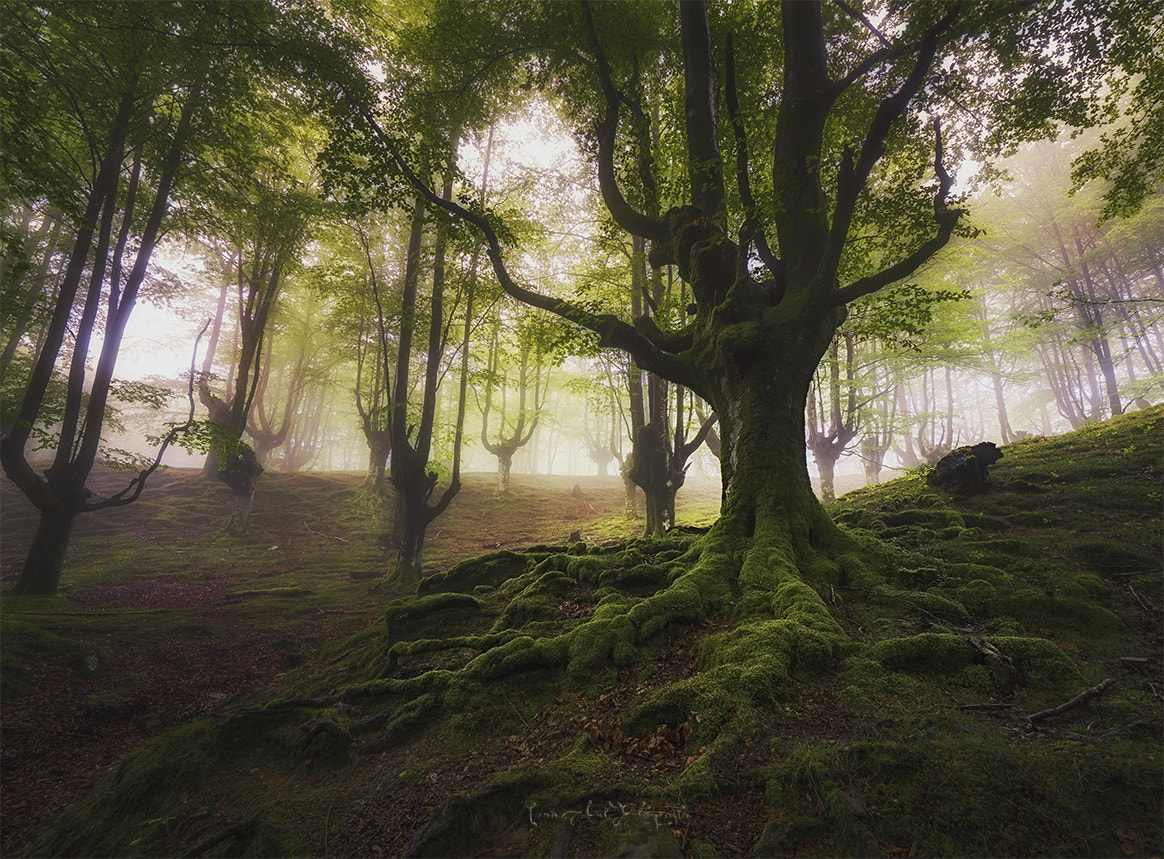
0;467;720;856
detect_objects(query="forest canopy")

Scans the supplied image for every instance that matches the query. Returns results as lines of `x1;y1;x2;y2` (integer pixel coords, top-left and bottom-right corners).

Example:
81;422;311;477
1;0;1161;590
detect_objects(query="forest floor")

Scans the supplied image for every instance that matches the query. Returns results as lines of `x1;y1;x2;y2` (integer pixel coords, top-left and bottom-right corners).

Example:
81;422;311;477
2;412;1162;858
0;467;722;856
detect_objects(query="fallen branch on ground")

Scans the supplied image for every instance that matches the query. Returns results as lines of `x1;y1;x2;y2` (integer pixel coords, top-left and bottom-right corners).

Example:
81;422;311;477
1025;678;1114;729
306;521;351;543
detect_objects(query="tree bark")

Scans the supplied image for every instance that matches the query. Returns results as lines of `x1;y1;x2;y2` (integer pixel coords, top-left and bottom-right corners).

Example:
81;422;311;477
11;499;81;596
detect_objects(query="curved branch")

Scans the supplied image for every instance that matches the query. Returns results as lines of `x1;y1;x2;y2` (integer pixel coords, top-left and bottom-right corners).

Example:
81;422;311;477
580;1;666;242
820;6;962;285
679;410;717;461
89;318;212;511
380;131;706;398
633;315;693;354
833;117;961;306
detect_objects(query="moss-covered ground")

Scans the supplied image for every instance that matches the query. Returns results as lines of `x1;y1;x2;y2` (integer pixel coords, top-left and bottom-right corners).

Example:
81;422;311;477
5;408;1162;857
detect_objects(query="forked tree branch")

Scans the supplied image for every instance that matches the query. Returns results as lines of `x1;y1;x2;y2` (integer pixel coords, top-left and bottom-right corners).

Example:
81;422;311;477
821;5;962;286
725;32;785;301
361;113;706;398
579;0;666;243
833;116;961;306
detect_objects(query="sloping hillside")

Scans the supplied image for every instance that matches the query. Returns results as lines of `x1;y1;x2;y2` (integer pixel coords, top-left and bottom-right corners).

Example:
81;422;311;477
10;408;1162;858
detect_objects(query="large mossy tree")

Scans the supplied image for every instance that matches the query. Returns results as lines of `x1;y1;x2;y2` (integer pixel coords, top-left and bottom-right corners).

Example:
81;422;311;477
298;0;1157;750
328;0;1143;573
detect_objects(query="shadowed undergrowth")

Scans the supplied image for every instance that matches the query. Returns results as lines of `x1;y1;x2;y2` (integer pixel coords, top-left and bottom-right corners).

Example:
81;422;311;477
12;408;1164;858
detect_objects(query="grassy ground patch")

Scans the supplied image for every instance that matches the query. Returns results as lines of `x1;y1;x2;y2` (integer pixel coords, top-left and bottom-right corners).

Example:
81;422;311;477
6;409;1162;857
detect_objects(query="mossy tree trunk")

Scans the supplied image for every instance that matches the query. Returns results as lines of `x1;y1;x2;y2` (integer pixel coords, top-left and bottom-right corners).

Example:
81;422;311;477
381;0;963;571
626;421;687;537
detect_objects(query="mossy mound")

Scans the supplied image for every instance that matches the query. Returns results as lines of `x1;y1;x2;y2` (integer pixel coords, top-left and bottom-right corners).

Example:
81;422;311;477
25;408;1163;858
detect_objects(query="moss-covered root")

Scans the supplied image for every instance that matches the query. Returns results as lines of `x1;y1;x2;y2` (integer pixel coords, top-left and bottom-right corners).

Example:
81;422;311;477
622;536;851;739
345;515;882;761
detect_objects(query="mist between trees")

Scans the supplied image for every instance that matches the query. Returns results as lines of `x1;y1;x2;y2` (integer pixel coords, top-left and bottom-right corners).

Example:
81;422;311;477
23;125;1161;495
2;0;1159;592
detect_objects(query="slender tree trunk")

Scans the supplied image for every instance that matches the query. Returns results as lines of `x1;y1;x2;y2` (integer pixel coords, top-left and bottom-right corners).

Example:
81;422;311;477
227;489;256;536
497;451;513;494
992;372;1014;443
10;500;80;595
627;421;684;537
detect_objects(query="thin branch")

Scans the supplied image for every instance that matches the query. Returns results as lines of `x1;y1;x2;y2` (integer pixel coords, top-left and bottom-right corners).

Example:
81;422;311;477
374;127;706;397
89;318;212;511
833;116;962;306
821;6;962;285
1025;678;1115;729
579;0;665;242
833;0;892;48
725;32;784;301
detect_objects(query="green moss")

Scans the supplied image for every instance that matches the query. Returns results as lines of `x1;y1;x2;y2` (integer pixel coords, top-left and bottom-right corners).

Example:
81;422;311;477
955;579;998;613
567;610;638;678
836;551;882;589
963;512;1010;532
1069;537;1159;576
566;554;610;582
622;675;734;747
871;586;969;621
804;556;841;584
830;732;1161;859
491;595;558;631
962;537;1041;559
870;633;975;674
0;602;111;696
419;551;534;595
18;411;1160;858
1000;588;1125;642
953;663;997;694
30;720;219;857
384;592;482;642
987;635;1083;691
884;508;963;529
763;745;879;857
943;562;1012;586
1059;572;1111;603
603;562;667;590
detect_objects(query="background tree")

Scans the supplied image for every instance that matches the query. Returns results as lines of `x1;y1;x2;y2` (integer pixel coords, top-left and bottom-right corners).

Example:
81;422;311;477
192;121;321;531
383;175;470;587
1;3;222;593
478;308;555;494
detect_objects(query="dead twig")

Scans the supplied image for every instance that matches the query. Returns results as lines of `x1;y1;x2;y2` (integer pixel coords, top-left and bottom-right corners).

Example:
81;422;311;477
503;693;531;728
1025;678;1114;730
306;521;351;543
955;702;1012;711
1127;583;1161;613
